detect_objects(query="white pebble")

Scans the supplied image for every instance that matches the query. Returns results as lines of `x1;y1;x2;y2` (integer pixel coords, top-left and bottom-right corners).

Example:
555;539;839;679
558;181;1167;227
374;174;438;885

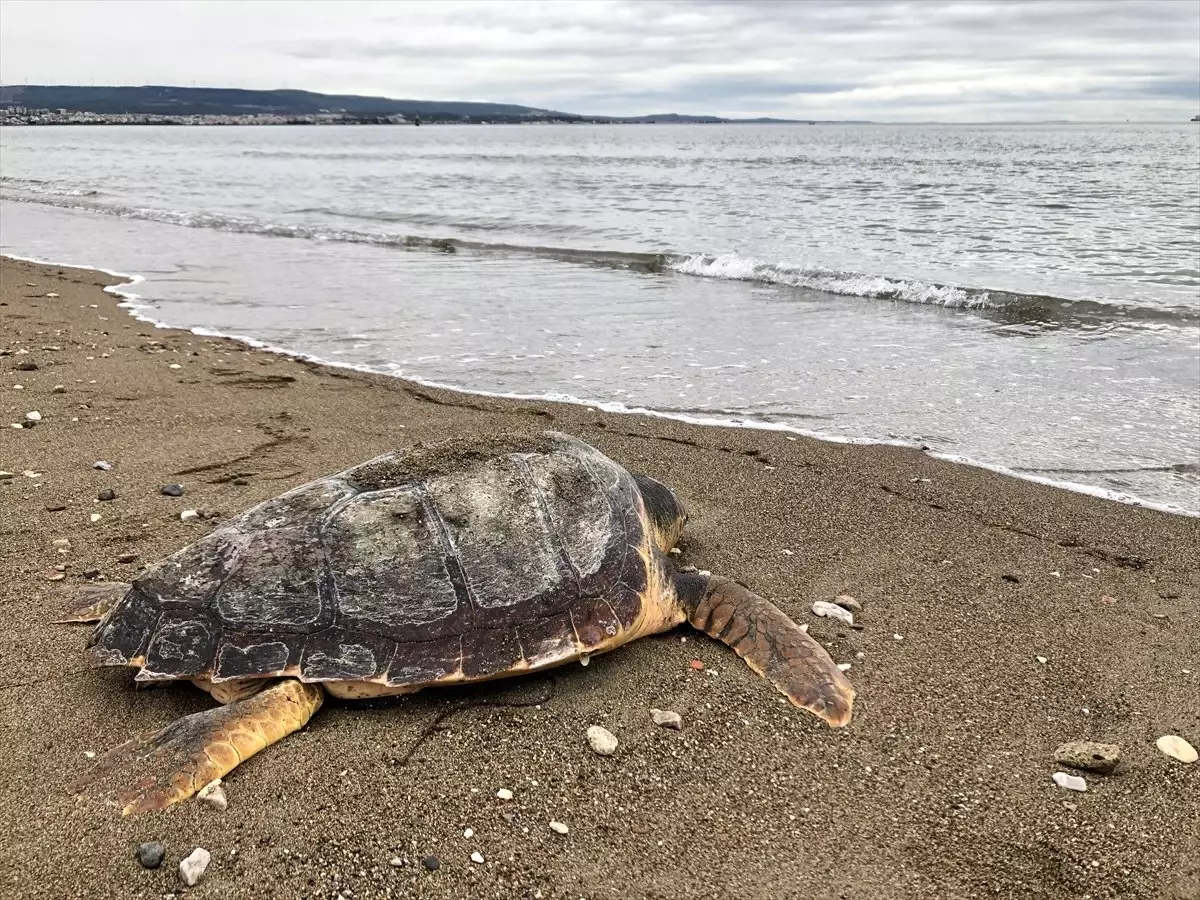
579;654;590;667
179;847;211;886
198;779;227;810
93;460;113;470
893;633;904;641
463;828;473;838
548;821;569;835
1155;735;1198;764
180;509;200;521
89;513;101;523
837;663;852;672
470;851;484;864
1052;771;1087;792
168;363;182;370
811;600;854;625
46;292;59;298
586;725;618;756
1036;656;1048;664
25;411;41;422
496;788;514;801
650;709;683;730
389;857;403;867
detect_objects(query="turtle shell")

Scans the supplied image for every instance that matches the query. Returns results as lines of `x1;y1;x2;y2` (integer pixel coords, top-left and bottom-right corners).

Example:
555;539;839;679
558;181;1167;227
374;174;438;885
89;432;657;688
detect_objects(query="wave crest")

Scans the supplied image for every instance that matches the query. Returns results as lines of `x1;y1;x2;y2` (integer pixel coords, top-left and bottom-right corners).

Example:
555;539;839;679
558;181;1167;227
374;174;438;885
667;253;990;308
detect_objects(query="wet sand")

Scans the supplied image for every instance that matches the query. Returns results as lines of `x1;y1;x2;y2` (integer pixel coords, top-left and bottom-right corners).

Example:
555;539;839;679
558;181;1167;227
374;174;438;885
1;255;1197;900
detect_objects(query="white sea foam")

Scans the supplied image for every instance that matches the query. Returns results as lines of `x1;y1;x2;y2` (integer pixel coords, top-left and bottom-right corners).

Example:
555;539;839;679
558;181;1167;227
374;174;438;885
667;253;990;308
5;249;1194;518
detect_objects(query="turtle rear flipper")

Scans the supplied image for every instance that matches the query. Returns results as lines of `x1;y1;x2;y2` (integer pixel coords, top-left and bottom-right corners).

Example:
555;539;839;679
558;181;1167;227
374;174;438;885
678;574;855;727
73;679;323;815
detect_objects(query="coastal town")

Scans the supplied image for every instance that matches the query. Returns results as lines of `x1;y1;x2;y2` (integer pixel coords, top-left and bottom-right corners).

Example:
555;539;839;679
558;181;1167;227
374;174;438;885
0;106;414;125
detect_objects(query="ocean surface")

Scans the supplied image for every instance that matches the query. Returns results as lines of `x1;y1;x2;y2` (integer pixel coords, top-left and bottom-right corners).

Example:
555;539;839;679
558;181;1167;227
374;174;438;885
2;123;1198;513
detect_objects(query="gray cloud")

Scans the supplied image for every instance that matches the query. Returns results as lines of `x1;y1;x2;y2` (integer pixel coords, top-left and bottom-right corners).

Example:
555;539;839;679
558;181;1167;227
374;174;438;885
1;0;1197;120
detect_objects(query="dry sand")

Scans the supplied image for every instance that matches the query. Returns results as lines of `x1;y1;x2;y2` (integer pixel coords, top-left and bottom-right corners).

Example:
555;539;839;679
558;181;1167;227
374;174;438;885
1;255;1197;900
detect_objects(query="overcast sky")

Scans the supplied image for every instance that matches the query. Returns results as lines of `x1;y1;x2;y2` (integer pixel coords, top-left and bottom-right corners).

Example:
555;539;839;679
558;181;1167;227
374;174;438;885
1;0;1197;121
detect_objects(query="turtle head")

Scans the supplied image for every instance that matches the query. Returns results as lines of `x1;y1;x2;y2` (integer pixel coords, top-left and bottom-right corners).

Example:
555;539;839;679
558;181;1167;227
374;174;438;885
634;475;688;552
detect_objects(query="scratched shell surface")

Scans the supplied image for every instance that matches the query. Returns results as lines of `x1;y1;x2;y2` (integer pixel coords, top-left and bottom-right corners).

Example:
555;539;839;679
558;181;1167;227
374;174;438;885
89;432;651;685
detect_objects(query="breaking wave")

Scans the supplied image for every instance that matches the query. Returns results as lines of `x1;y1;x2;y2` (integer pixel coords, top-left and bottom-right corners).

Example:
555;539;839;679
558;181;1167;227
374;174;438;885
667;253;988;307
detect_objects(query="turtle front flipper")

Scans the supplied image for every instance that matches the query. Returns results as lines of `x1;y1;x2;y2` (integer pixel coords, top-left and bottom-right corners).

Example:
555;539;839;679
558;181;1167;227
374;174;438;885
677;574;855;727
73;679;323;815
55;582;131;624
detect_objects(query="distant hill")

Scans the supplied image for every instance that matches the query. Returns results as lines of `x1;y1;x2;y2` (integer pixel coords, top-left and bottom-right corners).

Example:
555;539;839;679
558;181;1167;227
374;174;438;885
0;85;812;123
0;85;577;120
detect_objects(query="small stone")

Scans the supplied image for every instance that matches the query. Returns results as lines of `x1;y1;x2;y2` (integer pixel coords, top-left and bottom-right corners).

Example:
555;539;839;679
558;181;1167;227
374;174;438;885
25;411;42;422
15;360;37;371
180;509;200;521
1054;741;1121;775
52;538;70;547
1155;735;1198;764
161;483;184;497
45;571;66;581
46;504;67;512
548;821;569;835
136;842;165;869
496;788;514;801
82;568;101;579
89;513;101;523
1002;574;1020;583
93;461;113;471
1052;771;1088;792
650;709;683;730
117;552;137;563
1036;656;1048;664
462;828;474;838
52;384;66;393
586;725;618;756
811;600;854;625
689;659;704;670
178;847;211;886
470;851;485;864
579;654;590;667
197;779;228;810
232;478;249;486
421;855;440;871
168;363;182;370
46;292;58;298
837;663;852;672
98;489;116;502
0;471;13;481
833;594;862;612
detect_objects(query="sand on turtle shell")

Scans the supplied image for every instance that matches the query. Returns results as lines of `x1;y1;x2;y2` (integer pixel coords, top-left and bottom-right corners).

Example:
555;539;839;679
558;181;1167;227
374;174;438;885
0;256;1197;900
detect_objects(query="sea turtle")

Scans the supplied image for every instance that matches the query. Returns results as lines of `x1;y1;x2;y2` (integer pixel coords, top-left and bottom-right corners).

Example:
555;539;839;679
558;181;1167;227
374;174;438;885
70;432;854;815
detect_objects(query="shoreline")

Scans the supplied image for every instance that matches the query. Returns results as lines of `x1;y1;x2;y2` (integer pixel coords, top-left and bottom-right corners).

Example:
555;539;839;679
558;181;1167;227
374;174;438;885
2;255;1197;899
6;250;1194;520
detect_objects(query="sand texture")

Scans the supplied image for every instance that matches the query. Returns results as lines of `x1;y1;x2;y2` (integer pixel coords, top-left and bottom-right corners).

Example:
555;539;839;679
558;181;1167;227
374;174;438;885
1;256;1197;899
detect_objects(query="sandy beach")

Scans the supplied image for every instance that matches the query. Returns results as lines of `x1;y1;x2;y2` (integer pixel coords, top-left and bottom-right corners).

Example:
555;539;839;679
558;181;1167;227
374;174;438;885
1;255;1197;899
